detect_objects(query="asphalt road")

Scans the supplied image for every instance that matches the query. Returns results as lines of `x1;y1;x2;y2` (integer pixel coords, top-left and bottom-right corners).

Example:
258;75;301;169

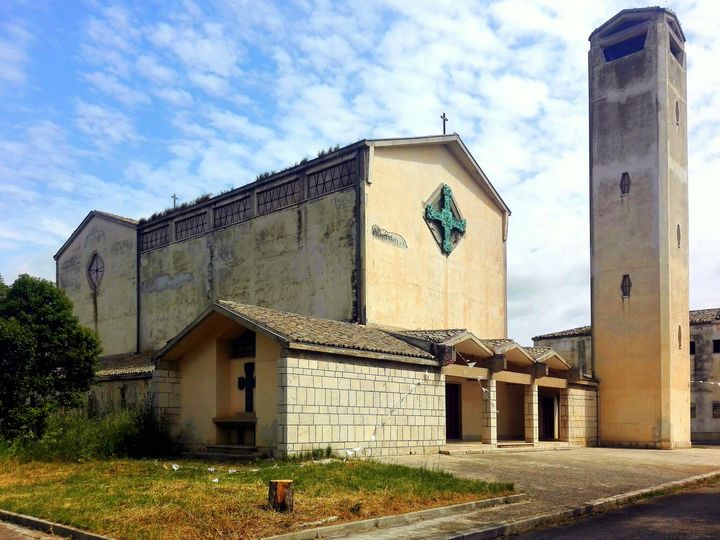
519;481;720;539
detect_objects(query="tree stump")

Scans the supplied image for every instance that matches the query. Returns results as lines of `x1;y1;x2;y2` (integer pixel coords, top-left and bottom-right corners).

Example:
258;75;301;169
268;479;294;512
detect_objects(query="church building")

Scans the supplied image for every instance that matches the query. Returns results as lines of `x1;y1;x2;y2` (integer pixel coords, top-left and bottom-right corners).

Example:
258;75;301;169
54;7;689;456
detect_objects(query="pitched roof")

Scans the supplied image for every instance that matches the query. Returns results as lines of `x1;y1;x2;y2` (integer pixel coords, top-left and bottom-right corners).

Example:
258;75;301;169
535;310;720;341
96;351;154;378
156;300;436;363
218;301;434;360
690;309;720;325
589;7;685;42
524;346;553;360
54;210;137;260
479;338;515;352
367;135;511;216
533;325;592;341
396;329;467;344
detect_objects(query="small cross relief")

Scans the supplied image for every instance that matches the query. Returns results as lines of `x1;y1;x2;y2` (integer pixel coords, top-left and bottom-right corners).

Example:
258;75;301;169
424;184;466;255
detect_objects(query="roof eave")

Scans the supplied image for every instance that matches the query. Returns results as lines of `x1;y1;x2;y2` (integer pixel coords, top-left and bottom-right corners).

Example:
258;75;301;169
288;342;438;367
155;302;291;361
368;134;511;216
54;210;137;260
589;7;685;42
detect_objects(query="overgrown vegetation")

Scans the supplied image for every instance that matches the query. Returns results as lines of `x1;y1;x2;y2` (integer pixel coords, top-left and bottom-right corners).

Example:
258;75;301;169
137;142;346;225
286;446;333;462
0;275;100;439
0;457;513;539
1;399;175;461
137;193;213;224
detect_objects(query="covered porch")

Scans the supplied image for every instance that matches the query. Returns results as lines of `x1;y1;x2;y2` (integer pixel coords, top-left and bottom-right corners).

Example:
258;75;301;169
439;332;589;448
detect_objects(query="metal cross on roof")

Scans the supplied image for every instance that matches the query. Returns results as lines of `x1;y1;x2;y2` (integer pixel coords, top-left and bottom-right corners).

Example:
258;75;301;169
425;184;466;254
441;112;448;135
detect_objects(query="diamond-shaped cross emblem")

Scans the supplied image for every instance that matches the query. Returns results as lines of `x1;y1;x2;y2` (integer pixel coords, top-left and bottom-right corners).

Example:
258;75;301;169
425;184;466;254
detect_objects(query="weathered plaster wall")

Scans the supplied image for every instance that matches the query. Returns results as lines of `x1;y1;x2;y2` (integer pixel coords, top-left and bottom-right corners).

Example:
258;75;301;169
57;217;137;355
90;377;150;413
364;144;506;338
277;352;445;457
590;13;689;448
140;190;356;351
534;336;593;377
691;324;720;442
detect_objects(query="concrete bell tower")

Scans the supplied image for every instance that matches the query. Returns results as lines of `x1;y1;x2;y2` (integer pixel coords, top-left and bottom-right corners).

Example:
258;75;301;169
589;8;690;448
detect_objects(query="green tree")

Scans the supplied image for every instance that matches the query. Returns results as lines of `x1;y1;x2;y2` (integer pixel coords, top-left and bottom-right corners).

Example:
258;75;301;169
0;275;101;438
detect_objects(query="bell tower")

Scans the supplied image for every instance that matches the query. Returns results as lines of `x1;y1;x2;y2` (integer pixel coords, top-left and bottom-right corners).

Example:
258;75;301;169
589;8;690;448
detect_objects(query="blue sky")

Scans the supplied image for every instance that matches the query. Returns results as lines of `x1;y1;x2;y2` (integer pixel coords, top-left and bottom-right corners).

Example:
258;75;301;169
1;0;718;343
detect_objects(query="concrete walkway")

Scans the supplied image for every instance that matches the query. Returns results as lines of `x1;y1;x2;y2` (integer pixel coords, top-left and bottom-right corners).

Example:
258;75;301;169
343;446;720;539
0;522;53;540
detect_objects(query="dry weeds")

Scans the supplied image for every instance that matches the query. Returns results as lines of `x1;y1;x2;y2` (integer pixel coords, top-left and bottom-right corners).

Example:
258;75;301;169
0;457;512;539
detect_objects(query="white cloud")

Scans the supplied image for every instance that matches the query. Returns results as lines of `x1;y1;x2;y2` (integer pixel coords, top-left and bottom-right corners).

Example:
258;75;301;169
153;87;194;108
1;0;719;347
74;101;139;145
0;22;32;88
135;54;176;84
83;71;150;107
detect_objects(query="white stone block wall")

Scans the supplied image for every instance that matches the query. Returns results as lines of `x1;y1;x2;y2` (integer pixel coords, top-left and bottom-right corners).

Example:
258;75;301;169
524;383;539;443
151;360;181;438
277;352;445;457
560;383;598;446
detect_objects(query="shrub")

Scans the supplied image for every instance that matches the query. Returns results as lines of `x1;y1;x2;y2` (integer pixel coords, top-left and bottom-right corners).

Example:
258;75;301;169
0;275;100;439
3;398;175;461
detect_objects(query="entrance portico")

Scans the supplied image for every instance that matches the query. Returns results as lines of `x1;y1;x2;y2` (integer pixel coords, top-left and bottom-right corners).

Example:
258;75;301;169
438;333;595;449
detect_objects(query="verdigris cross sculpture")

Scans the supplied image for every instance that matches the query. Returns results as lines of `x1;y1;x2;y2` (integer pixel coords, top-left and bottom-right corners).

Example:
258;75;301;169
425;184;466;254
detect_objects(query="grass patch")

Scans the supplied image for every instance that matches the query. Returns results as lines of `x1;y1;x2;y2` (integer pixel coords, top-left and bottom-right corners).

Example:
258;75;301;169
0;457;513;539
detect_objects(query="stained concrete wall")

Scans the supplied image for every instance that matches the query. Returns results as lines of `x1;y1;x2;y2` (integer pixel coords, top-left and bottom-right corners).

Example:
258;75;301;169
590;10;690;448
90;377;150;413
691;323;720;442
277;352;445;457
56;216;137;356
364;144;507;338
534;335;593;377
139;189;357;351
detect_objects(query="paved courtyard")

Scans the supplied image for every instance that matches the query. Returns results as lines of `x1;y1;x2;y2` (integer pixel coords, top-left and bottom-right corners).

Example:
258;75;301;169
345;446;720;539
0;522;53;540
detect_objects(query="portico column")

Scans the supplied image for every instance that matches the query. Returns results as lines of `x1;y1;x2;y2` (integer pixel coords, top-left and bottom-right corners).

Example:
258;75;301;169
558;388;570;442
524;383;539;444
480;379;497;445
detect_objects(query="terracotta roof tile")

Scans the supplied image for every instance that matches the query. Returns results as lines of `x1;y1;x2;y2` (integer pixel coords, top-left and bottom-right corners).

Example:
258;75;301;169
93;209;138;225
533;325;592;340
96;352;154;377
479;339;516;353
535;310;720;341
396;329;467;343
690;308;720;325
524;346;553;360
217;300;434;360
